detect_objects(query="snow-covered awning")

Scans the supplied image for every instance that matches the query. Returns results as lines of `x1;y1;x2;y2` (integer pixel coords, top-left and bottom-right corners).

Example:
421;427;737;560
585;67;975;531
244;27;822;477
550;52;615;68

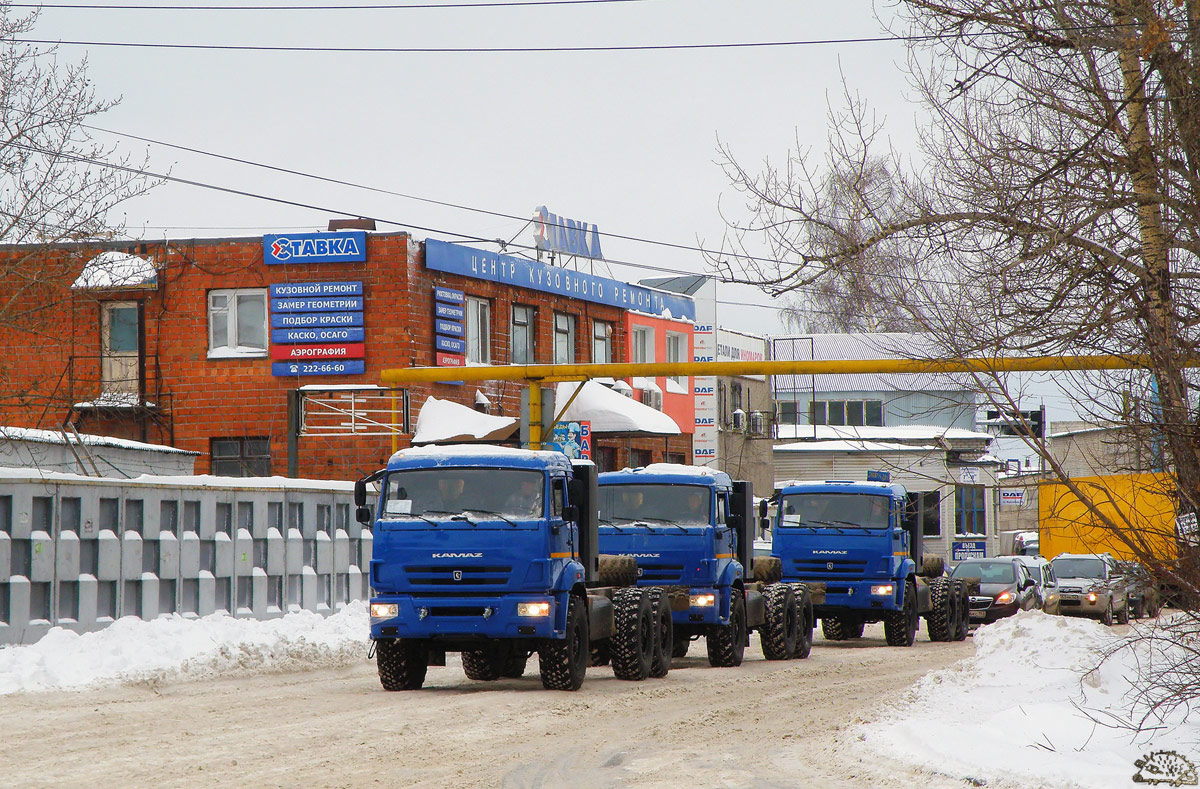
71;251;157;290
555;381;680;436
410;396;518;444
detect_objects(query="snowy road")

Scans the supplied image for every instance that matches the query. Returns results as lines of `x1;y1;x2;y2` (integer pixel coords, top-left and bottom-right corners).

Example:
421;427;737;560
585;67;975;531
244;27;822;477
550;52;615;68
0;624;976;789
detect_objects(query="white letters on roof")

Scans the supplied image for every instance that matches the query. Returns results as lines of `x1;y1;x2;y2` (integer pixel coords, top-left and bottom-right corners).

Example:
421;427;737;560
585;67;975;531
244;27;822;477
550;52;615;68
71;251;157;290
410;396;518;444
555;381;680;436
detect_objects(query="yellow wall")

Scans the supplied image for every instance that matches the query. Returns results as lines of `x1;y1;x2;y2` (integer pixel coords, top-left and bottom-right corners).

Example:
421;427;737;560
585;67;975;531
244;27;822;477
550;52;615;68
1038;472;1177;561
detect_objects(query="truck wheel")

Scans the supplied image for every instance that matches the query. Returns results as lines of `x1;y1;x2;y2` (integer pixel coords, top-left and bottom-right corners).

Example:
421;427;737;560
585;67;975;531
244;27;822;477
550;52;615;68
821;616;847;641
925;578;954;642
707;588;747;667
920;556;945;578
462;650;504;681
844;617;865;639
611;588;655;681
648;587;674;678
598;554;638;587
761;583;800;660
590;640;611;667
537;594;589;691
1101;599;1114;626
752;556;783;584
501;654;528;678
376;639;428;691
884;580;918;647
953;581;970;641
671;636;691;658
1117;600;1130;625
791;584;814;659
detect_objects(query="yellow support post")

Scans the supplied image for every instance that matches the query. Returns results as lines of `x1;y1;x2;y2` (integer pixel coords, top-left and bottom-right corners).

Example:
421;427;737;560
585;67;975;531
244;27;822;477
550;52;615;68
528;383;542;450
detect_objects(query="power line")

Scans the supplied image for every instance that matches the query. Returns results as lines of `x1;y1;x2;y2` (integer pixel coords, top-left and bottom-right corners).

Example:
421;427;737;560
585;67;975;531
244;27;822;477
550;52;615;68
15;0;647;8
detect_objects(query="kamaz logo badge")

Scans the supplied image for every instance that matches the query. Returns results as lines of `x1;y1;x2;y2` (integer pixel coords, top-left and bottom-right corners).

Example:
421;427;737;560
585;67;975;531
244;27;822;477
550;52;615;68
813;550;848;555
432;552;483;558
453;570;463;581
626;553;661;558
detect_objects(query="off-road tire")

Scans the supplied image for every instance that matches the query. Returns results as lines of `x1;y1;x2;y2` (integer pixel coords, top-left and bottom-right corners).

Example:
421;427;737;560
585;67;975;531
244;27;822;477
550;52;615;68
707;588;747;667
792;584;814;659
671;636;690;658
821;616;848;641
753;556;783;584
598;554;638;588
761;583;800;660
1132;598;1146;620
925;577;954;642
590;640;611;667
1117;600;1130;625
501;654;528;678
920;556;945;578
844;617;865;638
537;594;589;691
611;587;655;681
376;639;428;691
1101;599;1115;626
884;579;918;647
647;587;673;678
953;580;970;641
462;650;503;681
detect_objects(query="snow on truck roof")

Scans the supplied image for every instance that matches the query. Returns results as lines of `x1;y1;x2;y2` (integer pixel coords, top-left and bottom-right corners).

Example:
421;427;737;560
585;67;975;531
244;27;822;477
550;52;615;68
599;463;732;488
387;443;579;472
778;479;908;496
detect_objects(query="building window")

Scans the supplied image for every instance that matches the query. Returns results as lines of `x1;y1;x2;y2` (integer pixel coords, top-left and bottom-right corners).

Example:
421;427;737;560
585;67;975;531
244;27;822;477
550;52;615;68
954;485;986;535
593;320;612;363
908;490;942;537
632;326;654;364
208;289;267;357
554;313;576;364
778;401;799;426
211;437;271;477
511;305;535;365
666;331;686;387
466;297;490;364
810;399;884;427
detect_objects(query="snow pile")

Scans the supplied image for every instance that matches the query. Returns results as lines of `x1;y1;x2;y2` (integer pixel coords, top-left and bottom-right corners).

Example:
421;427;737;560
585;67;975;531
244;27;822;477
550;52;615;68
411;396;517;444
862;610;1200;788
70;250;157;289
0;602;369;695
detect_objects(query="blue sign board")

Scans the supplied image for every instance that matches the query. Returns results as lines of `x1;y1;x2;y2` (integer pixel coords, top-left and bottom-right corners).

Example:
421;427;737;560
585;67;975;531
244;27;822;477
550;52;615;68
867;470;891;483
271;311;363;328
269;281;362;298
435;302;465;320
435;320;464;337
271;296;364;313
271;360;366;377
425;239;696;321
952;541;987;561
436;336;466;354
264;231;367;264
434;286;464;304
272;327;366;344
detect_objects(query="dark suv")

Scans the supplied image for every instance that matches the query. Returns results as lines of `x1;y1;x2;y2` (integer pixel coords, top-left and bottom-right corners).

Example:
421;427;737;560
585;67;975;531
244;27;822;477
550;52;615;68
951;557;1039;624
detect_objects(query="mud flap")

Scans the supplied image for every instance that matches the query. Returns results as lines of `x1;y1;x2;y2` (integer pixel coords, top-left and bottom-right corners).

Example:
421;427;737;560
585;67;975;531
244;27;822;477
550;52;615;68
744;588;766;630
427;649;446;667
588;594;614;641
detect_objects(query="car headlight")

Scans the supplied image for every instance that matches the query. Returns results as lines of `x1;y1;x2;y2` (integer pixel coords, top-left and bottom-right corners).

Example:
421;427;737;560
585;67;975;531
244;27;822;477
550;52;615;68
1087;592;1098;603
994;591;1015;605
517;602;551;617
871;584;894;596
371;603;398;619
690;593;716;607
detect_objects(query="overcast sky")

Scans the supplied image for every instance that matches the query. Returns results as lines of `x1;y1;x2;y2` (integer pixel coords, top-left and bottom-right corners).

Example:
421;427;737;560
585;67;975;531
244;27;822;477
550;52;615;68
26;0;924;338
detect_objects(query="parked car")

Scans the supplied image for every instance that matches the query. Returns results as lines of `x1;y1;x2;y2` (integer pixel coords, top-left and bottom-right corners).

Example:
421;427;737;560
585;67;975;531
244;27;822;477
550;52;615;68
951;557;1039;624
1049;553;1130;625
1116;560;1162;619
1015;555;1061;615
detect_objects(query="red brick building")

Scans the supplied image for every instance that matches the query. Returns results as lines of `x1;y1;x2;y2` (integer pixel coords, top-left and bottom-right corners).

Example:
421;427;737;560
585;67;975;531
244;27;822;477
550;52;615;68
0;230;694;479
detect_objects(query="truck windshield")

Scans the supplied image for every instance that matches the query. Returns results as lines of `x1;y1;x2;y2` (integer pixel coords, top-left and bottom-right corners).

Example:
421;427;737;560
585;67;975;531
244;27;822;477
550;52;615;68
380;468;544;519
1050;557;1105;579
951;561;1015;583
599;484;711;525
778;493;890;530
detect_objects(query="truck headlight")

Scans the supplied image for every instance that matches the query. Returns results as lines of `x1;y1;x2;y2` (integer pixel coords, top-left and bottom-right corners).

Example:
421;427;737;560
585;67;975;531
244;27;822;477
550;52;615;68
871;584;894;596
371;603;398;619
517;602;551;617
690;594;716;607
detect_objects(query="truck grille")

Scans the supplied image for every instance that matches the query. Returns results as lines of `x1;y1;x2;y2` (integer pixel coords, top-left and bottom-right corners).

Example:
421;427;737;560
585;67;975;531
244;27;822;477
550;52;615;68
791;558;869;578
637;563;685;583
403;565;512;587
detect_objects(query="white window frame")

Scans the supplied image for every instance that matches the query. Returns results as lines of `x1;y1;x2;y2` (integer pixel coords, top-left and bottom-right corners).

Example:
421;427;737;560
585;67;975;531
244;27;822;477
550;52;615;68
511;304;535;365
554;313;576;365
466;296;491;364
592;320;612;364
632;326;654;364
208;288;267;359
665;330;686;386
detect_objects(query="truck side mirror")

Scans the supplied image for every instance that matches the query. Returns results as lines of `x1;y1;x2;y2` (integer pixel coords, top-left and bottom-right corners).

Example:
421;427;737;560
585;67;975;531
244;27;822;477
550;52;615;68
355;505;373;526
354;478;367;507
562;504;579;522
757;500;768;519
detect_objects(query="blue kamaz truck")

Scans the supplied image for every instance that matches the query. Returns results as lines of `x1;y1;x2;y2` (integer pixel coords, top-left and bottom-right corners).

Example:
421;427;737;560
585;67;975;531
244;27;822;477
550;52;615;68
596;464;813;667
766;479;969;646
356;445;664;691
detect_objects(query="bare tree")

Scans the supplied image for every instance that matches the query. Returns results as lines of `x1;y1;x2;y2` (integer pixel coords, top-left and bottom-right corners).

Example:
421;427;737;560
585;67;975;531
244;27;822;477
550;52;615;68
0;3;154;333
716;2;1200;611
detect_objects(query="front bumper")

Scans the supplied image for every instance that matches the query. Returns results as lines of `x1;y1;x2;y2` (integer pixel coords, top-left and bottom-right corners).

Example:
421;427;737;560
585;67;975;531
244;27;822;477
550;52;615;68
1057;592;1112;618
369;594;561;640
967;596;1020;624
793;577;902;615
676;586;726;626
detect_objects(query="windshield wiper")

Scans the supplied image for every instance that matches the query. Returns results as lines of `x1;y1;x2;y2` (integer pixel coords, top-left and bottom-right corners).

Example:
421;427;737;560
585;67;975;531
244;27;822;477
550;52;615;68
810;519;853;533
632;516;688;533
423;509;476;526
463;509;519;527
599;517;625;532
